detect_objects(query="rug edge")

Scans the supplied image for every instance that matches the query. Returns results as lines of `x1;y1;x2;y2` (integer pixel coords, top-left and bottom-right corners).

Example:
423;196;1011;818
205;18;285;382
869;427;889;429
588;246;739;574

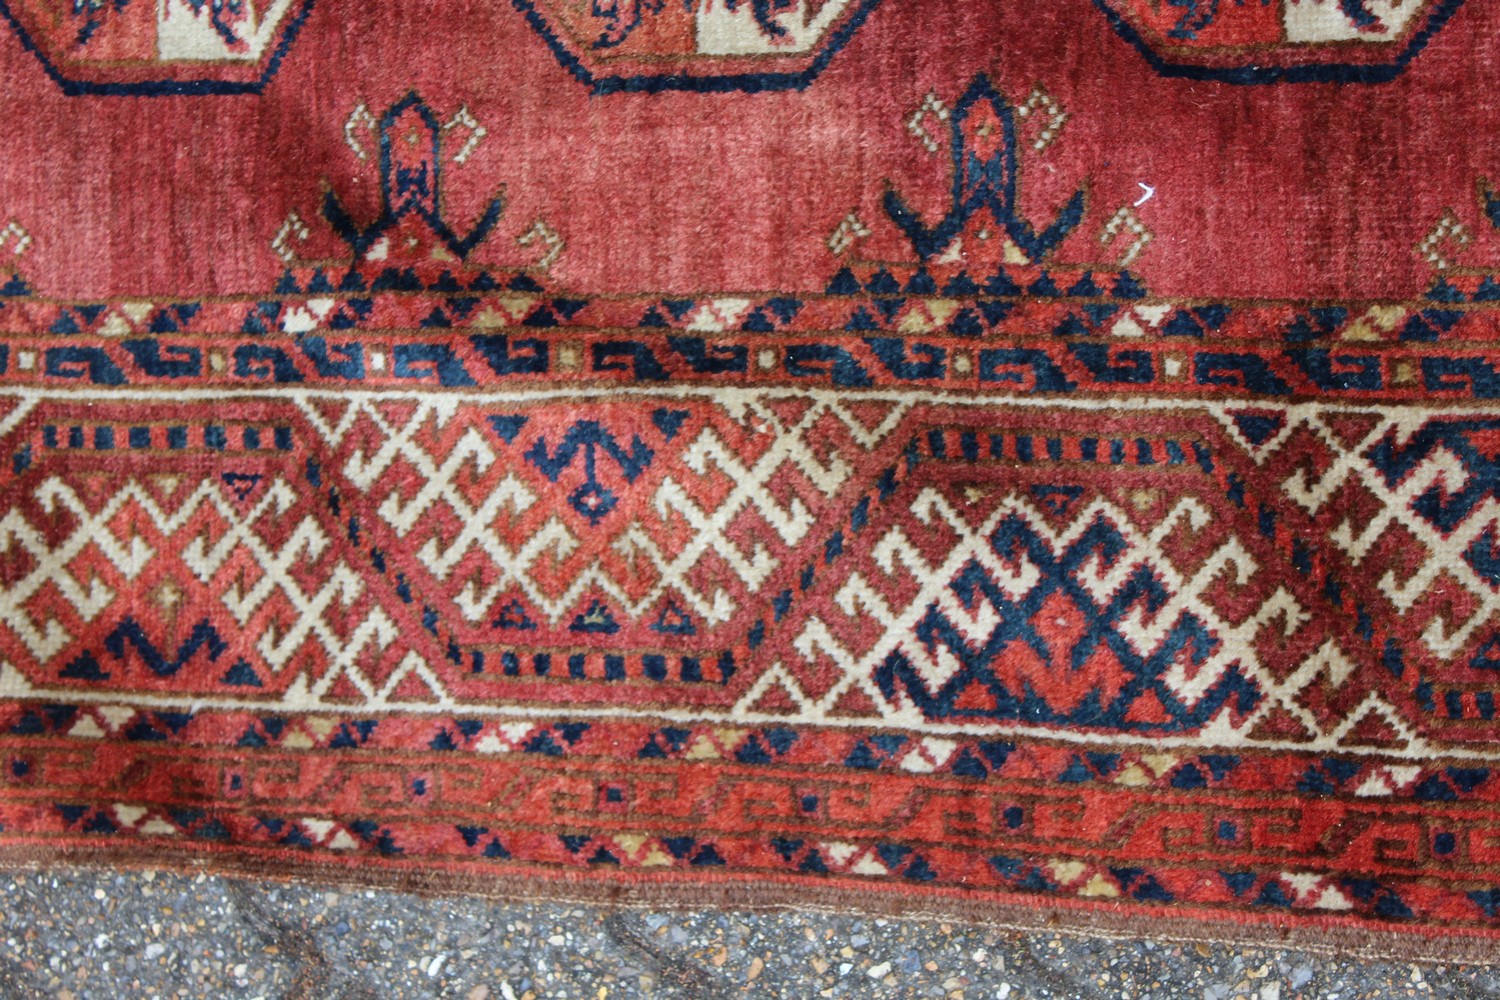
3;847;1497;965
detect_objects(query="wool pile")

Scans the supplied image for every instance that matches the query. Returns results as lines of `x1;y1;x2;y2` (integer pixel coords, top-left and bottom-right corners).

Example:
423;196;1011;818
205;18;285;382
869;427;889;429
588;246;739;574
0;0;1495;957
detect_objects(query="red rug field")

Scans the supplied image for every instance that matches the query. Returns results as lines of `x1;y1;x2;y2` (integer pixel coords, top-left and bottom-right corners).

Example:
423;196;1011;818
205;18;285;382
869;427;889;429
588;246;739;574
0;0;1498;959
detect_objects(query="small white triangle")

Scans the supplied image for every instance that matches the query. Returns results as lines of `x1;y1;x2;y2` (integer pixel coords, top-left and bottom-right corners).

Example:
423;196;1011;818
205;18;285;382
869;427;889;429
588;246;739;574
823;842;859;866
327;830;360;851
301;818;336;842
473;733;506;754
113;804;148;828
120;302;154;324
1313;885;1354;911
0;664;37;697
68;716;105;739
1352;773;1394;798
1384;765;1422;788
500;722;534;743
98;706;137;731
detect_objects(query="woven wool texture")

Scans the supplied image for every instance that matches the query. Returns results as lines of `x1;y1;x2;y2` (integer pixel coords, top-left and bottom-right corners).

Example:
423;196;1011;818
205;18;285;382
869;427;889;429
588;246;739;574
1;0;1498;957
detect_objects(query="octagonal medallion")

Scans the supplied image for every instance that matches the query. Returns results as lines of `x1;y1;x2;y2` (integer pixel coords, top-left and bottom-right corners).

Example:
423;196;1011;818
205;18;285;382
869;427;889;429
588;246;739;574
0;0;313;95
1094;0;1466;83
511;0;884;94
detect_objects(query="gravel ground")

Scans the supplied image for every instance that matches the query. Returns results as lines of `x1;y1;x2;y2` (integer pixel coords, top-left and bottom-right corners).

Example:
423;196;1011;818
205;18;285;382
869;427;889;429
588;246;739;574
0;868;1496;998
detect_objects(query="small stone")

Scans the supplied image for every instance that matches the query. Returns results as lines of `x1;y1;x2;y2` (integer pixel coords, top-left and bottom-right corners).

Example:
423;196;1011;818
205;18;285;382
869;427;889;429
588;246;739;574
867;961;892;979
747;956;764;982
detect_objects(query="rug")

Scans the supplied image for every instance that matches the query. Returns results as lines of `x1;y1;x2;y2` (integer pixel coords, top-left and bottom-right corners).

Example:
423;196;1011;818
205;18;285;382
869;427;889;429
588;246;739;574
0;0;1498;960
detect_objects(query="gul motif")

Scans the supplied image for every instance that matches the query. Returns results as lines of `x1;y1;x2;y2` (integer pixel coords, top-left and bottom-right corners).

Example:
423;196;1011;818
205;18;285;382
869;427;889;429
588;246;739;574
1095;0;1464;82
510;0;882;93
590;0;844;51
0;0;312;93
867;500;1254;733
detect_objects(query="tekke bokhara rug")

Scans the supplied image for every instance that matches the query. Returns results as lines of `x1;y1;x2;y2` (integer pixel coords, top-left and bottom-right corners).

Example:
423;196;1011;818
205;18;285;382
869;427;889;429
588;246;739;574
2;0;1500;960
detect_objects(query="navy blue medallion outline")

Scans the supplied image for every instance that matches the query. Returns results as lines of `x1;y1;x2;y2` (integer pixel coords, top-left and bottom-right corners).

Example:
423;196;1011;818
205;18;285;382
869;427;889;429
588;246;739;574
508;0;885;95
0;0;315;96
1092;0;1467;85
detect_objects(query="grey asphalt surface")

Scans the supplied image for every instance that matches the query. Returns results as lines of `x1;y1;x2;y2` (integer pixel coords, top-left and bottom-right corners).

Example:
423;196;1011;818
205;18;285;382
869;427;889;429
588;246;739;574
0;868;1496;998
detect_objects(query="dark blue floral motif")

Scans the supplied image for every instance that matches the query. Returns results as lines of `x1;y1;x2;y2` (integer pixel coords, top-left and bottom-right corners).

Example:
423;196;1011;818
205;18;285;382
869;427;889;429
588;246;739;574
591;0;800;49
69;0;128;46
1168;0;1391;41
874;513;1261;731
521;421;656;524
180;0;251;47
1166;0;1225;40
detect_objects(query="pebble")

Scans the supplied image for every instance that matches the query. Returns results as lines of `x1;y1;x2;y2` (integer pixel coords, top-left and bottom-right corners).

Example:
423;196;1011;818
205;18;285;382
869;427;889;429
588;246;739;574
0;868;1495;998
